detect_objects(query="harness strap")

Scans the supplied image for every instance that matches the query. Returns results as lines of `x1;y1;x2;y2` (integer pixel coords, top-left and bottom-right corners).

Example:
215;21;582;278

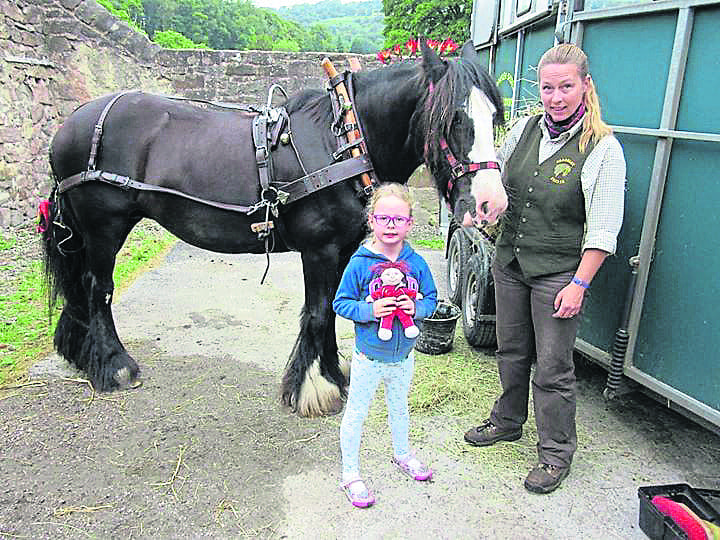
332;137;365;161
57;170;262;214
346;73;372;158
274;154;374;201
87;91;138;171
252;113;272;192
322;60;376;194
56;155;374;213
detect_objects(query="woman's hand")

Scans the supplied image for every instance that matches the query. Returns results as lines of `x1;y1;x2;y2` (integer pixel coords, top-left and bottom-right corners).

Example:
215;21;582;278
396;294;416;316
552;283;585;318
373;297;397;318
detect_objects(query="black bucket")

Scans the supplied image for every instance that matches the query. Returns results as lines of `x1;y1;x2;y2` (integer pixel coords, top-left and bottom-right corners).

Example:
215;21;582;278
415;300;461;355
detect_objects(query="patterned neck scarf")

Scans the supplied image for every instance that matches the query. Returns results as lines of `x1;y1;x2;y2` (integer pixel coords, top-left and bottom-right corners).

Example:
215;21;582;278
544;102;586;139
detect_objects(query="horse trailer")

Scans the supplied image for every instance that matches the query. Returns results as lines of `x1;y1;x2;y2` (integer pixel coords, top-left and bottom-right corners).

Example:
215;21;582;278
448;0;720;432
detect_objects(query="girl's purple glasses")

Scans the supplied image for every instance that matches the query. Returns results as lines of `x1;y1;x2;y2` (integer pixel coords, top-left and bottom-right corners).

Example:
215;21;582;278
372;214;413;227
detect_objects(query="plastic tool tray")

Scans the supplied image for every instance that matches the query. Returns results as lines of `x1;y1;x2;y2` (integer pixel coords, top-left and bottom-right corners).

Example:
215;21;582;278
638;483;720;539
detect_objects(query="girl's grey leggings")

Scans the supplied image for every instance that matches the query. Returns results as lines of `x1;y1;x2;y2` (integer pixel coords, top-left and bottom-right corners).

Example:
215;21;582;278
340;349;414;476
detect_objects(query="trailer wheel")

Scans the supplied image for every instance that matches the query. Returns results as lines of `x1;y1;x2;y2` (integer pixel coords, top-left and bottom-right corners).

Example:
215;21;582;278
461;252;497;348
446;228;470;307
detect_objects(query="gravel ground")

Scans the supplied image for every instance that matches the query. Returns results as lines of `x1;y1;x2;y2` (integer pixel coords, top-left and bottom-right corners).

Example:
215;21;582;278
2;184;719;539
2;240;719;539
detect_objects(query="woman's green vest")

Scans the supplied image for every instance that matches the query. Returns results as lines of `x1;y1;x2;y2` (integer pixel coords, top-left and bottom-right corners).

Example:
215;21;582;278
495;116;593;278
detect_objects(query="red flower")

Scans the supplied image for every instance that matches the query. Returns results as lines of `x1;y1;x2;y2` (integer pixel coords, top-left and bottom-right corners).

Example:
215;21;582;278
376;49;392;64
377;38;458;64
426;39;440;52
405;39;419;56
440;38;458;54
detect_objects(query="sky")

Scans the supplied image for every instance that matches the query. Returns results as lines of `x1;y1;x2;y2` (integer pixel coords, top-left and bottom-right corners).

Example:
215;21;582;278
252;0;363;9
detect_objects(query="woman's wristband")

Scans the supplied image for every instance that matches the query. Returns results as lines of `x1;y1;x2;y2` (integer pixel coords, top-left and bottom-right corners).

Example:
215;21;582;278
572;276;590;289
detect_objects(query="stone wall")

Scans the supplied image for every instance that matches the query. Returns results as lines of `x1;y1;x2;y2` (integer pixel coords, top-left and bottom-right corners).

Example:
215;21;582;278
0;0;372;228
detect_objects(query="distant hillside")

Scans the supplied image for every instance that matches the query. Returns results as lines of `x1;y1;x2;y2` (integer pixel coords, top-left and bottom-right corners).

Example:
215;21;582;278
273;0;384;53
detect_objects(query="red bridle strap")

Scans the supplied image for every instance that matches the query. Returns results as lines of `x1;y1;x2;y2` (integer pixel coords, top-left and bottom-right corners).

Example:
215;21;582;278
439;138;501;194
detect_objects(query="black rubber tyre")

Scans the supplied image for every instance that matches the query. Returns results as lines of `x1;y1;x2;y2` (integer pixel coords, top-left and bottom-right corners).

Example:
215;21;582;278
461;249;497;348
446;228;471;307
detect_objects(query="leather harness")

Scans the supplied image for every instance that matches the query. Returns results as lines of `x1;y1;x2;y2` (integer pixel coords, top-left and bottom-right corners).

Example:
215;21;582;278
56;75;377;228
55;73;502;241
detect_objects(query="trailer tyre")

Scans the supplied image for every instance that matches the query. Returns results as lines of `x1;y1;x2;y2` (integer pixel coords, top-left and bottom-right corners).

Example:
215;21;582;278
446;228;470;307
461;252;497;348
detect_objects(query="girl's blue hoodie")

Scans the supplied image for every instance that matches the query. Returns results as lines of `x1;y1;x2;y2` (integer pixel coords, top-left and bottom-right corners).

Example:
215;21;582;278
333;242;438;363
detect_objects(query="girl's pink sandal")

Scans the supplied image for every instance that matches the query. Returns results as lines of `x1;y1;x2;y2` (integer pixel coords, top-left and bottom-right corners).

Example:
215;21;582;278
341;479;375;508
392;454;433;481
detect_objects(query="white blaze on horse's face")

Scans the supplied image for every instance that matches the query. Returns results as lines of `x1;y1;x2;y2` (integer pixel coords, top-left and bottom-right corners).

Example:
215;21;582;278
464;87;508;226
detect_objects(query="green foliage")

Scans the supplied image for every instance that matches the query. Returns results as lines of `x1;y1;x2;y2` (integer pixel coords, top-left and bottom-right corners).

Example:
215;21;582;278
277;0;384;53
277;0;382;25
137;0;323;51
99;0;470;55
97;0;147;34
413;236;445;250
316;13;385;53
153;29;208;48
273;38;301;52
382;0;472;47
0;260;58;380
0;231;16;251
97;0;385;53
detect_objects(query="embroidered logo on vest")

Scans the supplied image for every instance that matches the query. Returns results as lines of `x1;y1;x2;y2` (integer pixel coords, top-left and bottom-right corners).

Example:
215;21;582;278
550;158;576;184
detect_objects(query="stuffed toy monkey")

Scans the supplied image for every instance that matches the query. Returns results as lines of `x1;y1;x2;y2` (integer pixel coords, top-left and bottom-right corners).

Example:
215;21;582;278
366;261;423;341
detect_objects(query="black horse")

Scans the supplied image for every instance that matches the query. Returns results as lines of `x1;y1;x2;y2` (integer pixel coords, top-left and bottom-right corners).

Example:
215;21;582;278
42;41;507;416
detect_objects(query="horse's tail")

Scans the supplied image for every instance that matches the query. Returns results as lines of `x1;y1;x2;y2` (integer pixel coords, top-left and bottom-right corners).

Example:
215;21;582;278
41;177;92;366
42;185;85;314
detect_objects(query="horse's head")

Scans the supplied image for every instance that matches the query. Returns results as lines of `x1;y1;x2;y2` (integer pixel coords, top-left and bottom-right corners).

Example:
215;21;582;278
421;40;508;226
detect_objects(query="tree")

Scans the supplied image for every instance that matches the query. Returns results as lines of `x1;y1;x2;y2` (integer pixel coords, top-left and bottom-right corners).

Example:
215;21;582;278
97;0;146;33
101;0;383;53
153;29;208;48
382;0;472;47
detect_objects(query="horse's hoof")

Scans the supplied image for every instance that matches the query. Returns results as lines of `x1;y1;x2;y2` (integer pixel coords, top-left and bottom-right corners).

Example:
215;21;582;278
113;366;131;386
113;367;141;389
324;396;345;416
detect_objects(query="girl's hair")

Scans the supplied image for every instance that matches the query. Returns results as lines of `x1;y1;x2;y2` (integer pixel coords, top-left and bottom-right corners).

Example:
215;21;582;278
538;43;613;153
367;183;414;218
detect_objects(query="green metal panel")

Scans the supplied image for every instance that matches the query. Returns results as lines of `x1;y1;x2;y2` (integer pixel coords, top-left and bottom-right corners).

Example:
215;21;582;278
571;14;676;351
675;5;720;134
633;5;720;411
516;22;555;113
580;14;676;128
634;140;720;410
493;36;518;119
578;133;655;351
477;47;490;71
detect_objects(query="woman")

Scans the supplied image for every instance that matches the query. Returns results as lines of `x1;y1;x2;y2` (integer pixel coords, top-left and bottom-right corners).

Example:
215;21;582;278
463;44;626;494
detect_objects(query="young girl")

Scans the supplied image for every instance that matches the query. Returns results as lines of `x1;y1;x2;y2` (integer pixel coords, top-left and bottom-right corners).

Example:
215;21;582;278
332;183;438;508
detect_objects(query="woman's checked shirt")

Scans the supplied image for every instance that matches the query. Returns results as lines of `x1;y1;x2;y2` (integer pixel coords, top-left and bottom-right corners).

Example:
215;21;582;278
498;115;626;255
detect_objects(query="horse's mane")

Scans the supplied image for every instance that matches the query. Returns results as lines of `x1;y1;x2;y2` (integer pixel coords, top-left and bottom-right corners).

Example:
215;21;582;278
285;89;334;127
423;56;505;164
282;56;504;172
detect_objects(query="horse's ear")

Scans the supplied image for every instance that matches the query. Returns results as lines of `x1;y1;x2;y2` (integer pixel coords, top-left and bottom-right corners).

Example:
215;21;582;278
460;40;477;59
420;38;447;84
